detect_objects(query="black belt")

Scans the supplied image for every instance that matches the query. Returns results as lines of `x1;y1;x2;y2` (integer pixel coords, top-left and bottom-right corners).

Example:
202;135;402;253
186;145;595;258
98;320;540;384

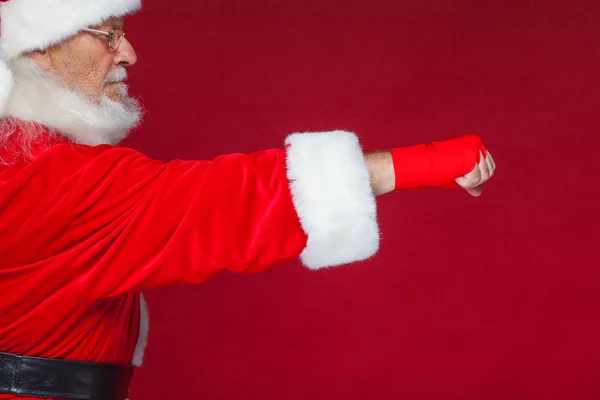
0;352;134;399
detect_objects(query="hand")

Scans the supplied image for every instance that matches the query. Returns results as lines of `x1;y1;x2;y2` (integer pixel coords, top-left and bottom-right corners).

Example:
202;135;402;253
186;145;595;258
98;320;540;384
455;149;496;197
390;134;496;195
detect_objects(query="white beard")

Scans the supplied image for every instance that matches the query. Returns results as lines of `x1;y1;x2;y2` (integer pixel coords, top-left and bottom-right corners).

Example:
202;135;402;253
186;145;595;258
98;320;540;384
3;57;143;146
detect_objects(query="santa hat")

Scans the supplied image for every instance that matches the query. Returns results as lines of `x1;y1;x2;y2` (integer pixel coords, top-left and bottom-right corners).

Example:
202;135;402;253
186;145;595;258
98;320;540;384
0;0;141;116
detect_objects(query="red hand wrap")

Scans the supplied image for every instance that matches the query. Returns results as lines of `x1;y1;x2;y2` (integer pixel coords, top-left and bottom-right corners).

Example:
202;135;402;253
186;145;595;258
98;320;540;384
391;134;487;190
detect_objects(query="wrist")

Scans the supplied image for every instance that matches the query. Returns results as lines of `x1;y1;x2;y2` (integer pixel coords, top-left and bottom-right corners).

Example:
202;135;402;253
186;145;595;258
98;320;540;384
364;151;395;196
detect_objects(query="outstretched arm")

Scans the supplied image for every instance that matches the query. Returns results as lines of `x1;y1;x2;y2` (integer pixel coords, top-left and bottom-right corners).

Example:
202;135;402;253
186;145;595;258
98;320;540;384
17;130;495;301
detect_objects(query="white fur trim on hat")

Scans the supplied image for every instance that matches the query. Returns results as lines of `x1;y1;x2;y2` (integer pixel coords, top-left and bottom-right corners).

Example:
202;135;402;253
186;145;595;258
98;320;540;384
285;130;380;270
0;0;141;60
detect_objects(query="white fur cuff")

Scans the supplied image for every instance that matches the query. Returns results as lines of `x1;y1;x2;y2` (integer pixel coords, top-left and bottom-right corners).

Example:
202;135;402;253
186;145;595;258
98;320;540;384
285;130;380;270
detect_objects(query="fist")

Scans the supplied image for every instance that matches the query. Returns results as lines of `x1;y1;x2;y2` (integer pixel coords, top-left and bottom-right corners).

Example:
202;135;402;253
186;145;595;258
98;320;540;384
455;144;496;197
391;134;496;196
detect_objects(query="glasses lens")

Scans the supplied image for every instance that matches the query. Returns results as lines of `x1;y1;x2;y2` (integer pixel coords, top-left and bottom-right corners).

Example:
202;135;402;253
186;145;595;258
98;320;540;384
110;30;125;50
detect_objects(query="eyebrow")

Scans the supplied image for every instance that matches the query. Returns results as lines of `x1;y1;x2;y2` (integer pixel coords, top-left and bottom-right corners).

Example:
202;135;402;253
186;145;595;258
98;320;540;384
103;18;124;29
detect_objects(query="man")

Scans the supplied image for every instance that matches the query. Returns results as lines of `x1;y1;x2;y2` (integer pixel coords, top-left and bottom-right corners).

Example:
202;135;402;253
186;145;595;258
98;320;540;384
0;1;495;399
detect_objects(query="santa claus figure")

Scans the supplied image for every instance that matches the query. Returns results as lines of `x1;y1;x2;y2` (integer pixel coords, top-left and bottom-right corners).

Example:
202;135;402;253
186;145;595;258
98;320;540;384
0;1;495;399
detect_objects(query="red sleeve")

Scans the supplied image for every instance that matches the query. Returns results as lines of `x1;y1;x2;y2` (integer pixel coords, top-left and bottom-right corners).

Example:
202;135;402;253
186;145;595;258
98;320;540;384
3;130;380;299
67;144;309;298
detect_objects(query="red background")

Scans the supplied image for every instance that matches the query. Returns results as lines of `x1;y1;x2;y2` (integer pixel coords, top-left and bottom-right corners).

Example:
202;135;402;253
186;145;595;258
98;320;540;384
123;1;600;399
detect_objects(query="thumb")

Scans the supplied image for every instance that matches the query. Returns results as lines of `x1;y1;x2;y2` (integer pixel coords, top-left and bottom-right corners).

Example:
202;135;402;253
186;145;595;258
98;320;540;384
455;177;483;197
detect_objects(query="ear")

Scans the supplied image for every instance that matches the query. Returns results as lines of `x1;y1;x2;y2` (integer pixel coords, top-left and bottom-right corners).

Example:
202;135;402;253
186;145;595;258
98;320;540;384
25;50;53;71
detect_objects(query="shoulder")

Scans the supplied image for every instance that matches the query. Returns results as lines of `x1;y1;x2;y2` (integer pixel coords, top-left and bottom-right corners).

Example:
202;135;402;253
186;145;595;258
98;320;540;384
37;141;159;172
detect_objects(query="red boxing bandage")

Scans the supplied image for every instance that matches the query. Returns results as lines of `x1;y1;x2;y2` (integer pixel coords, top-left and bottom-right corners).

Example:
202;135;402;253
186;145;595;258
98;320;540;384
391;134;487;190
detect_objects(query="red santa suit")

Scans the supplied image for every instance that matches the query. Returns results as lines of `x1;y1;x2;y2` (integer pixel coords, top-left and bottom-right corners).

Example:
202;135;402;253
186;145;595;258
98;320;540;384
0;123;380;399
0;1;493;399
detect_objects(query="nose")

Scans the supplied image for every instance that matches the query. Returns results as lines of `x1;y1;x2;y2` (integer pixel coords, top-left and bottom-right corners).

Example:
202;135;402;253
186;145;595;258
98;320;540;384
114;37;137;67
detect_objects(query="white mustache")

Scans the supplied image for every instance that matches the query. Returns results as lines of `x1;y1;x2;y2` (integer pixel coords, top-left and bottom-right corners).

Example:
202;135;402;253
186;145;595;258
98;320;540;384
105;68;127;84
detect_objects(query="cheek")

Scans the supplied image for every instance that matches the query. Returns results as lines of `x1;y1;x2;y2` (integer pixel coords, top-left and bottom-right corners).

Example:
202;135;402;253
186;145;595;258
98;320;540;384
99;54;115;77
51;36;118;101
66;41;114;88
85;54;114;89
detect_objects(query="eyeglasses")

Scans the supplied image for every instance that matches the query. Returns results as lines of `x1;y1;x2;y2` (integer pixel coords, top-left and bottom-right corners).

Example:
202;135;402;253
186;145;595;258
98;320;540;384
83;28;126;51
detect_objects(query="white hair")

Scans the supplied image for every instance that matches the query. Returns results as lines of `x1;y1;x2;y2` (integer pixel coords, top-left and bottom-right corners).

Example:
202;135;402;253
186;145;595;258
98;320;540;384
0;56;144;157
